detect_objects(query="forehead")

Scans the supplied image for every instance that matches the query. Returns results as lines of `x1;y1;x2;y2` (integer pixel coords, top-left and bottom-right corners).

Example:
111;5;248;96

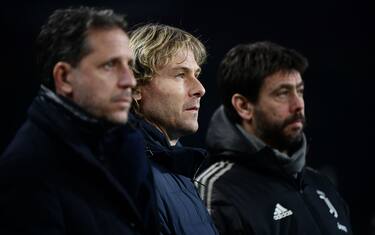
85;27;131;57
162;49;200;71
263;70;303;90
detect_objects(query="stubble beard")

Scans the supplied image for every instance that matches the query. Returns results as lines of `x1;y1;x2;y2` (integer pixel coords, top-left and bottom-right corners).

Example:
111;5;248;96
253;109;305;152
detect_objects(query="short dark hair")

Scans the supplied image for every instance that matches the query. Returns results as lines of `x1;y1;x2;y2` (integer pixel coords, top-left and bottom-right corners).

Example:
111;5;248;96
36;6;128;90
217;41;309;123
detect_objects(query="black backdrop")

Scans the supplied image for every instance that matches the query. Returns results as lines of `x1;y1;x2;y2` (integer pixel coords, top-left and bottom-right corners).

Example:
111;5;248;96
1;0;373;233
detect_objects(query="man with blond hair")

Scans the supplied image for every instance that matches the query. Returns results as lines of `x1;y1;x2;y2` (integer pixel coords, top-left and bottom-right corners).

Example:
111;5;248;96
129;24;218;235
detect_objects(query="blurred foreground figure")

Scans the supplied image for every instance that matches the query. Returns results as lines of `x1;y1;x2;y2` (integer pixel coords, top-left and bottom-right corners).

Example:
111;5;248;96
0;7;158;235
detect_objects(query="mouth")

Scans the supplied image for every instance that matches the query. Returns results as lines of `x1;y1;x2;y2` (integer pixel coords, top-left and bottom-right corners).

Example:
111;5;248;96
111;92;132;103
114;97;132;103
111;96;132;109
184;99;201;112
288;119;304;129
185;106;199;111
111;89;132;103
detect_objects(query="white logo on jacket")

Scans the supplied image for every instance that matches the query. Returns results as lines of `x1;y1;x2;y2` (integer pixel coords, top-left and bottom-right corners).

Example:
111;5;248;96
317;190;348;233
316;190;338;218
337;222;348;233
273;203;293;220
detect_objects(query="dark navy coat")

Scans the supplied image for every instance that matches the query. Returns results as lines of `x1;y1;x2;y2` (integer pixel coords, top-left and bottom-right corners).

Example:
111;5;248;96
0;89;159;235
130;115;218;235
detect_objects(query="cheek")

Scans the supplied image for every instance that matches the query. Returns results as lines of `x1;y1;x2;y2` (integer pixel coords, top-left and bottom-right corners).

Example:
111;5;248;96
141;79;188;114
140;87;166;113
259;106;288;125
144;83;183;104
271;110;284;120
270;105;289;118
77;73;105;90
86;82;110;101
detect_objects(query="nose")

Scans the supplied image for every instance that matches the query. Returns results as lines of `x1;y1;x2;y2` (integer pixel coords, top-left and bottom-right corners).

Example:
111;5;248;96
189;76;206;98
117;65;137;89
290;92;304;113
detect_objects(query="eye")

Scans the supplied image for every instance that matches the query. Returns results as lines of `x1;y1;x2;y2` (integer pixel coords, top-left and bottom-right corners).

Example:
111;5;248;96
297;88;304;97
276;89;289;97
176;73;185;79
102;60;116;70
128;59;134;69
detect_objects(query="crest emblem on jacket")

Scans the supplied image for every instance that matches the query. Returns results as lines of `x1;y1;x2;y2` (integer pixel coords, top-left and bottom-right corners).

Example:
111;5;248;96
317;189;348;233
316;190;338;218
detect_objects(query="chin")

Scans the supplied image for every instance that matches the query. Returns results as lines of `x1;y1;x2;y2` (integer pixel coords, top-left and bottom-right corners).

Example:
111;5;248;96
185;123;199;134
288;132;303;144
107;112;129;125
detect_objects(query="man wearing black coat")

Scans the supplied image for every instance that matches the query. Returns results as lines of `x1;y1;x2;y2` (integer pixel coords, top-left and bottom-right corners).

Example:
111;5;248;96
0;7;158;235
196;42;353;234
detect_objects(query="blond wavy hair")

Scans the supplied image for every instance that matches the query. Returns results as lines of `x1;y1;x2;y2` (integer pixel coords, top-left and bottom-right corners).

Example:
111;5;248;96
129;24;207;85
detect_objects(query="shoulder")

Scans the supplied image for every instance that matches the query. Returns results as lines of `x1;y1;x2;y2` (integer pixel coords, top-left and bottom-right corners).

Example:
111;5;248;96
196;160;236;187
304;166;338;189
196;158;263;191
2;118;55;157
151;161;196;194
0;119;63;183
195;160;238;203
303;167;350;212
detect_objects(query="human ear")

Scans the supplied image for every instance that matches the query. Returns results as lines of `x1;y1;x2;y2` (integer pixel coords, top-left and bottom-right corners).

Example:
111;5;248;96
53;62;73;97
132;87;142;101
231;93;254;121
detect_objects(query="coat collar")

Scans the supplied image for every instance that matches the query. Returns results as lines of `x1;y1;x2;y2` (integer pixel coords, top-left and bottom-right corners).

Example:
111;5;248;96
207;106;307;177
130;113;207;178
28;86;147;226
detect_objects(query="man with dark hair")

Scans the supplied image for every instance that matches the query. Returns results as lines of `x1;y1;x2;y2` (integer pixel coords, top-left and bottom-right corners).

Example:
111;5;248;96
129;24;218;235
0;7;158;235
196;41;353;234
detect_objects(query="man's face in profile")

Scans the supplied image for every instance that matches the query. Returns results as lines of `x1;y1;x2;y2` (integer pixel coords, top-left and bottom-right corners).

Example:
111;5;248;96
65;28;136;124
135;49;205;142
252;70;305;151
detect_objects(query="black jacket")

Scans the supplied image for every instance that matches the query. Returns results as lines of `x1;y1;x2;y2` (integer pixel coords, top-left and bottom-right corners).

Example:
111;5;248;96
130;114;218;235
196;106;353;235
0;87;159;235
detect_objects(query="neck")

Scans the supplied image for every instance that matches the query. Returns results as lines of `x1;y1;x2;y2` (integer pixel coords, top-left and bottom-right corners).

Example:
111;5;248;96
166;136;178;146
146;120;179;146
38;86;118;141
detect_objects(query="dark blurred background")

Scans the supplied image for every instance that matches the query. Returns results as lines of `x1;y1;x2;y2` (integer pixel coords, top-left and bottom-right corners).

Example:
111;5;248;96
1;0;373;234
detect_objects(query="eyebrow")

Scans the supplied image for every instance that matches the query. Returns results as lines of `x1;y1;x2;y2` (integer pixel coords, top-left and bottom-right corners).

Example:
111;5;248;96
103;55;134;64
171;66;201;74
276;81;304;90
297;81;304;88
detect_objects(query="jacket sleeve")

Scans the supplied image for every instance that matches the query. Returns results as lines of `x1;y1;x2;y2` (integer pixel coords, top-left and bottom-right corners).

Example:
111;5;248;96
0;180;65;235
